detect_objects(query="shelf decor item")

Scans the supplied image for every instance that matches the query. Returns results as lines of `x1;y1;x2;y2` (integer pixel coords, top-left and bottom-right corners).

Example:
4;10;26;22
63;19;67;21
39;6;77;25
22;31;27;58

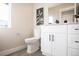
55;20;59;24
64;20;67;23
36;8;44;25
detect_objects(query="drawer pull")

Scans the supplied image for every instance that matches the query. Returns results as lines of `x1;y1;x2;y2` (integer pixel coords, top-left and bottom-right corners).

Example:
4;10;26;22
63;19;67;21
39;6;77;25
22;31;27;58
74;41;79;43
74;28;79;30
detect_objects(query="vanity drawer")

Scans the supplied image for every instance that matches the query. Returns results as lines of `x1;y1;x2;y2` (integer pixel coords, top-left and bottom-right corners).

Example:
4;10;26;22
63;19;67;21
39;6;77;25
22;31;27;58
68;24;79;34
68;48;79;56
68;34;79;49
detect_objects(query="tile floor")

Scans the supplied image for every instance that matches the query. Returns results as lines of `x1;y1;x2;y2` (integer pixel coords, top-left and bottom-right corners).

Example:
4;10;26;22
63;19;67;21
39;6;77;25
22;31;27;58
8;49;44;56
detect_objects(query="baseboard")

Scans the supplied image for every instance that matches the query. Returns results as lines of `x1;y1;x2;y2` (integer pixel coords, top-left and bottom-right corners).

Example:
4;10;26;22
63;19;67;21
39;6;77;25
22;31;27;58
0;45;26;56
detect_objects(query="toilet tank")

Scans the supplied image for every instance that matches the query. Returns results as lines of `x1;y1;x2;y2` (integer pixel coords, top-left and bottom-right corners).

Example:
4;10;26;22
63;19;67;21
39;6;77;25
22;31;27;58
34;27;41;39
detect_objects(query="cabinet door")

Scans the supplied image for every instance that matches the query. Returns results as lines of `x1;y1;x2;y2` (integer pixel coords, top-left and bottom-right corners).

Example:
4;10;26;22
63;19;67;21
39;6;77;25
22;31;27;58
41;25;67;56
41;27;52;56
51;25;67;56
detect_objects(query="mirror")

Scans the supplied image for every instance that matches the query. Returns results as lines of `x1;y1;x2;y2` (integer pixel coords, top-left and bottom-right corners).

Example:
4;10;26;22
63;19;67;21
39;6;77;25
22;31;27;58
76;3;79;15
75;3;79;23
48;3;74;24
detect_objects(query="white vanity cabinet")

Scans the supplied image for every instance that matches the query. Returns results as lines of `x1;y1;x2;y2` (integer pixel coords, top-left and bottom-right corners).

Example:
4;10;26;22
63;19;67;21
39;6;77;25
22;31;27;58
41;25;67;56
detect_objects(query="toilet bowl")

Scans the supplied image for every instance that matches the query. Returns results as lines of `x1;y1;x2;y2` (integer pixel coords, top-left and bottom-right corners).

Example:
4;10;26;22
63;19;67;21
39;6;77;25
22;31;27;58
25;37;40;54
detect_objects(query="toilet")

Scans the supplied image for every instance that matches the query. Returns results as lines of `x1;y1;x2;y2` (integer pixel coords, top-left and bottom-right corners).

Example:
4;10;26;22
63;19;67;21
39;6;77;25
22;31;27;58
25;27;40;54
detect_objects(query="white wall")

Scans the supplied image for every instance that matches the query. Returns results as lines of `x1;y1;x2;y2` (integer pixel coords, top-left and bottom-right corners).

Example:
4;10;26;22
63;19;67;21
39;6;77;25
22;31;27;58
33;3;63;26
0;3;33;52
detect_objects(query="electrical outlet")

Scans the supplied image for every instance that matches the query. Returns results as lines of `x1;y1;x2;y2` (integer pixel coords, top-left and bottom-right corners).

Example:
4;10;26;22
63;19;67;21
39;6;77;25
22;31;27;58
16;33;20;36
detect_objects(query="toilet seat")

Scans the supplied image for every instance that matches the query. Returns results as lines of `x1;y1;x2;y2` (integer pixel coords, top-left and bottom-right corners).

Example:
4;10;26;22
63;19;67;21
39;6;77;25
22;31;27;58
25;37;39;44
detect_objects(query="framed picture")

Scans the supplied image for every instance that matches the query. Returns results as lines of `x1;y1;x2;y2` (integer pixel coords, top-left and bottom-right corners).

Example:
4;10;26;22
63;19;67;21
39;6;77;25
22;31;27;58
36;8;44;25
